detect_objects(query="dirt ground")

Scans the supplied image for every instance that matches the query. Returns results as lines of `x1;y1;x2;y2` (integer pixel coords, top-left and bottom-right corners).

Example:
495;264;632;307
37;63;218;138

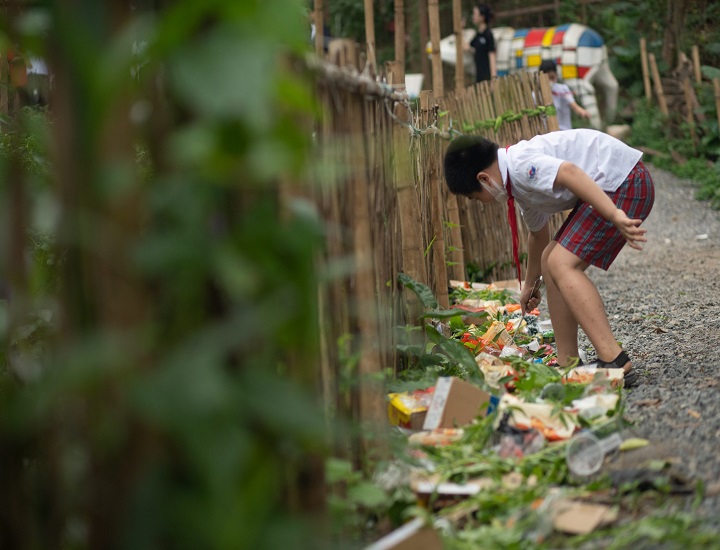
583;163;720;525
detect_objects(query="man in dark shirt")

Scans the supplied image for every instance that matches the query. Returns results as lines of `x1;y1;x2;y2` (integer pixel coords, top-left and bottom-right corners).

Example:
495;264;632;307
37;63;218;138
467;4;496;82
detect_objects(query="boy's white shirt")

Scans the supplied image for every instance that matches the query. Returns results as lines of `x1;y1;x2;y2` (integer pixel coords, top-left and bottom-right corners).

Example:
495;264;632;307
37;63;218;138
551;82;575;131
497;129;643;232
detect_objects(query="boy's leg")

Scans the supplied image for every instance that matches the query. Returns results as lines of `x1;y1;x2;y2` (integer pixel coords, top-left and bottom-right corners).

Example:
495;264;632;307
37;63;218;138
541;242;580;364
543;242;629;371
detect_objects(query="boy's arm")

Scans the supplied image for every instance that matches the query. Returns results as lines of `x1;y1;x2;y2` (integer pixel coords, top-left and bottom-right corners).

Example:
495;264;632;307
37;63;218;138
570;101;590;119
555;161;647;249
520;222;549;314
489;50;497;78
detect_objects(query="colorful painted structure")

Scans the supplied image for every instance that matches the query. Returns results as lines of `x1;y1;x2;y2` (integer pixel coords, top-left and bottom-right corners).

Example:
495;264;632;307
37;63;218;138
436;24;618;129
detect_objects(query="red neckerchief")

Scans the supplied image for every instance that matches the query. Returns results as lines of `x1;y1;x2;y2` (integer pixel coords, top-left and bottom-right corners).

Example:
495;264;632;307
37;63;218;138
505;146;522;286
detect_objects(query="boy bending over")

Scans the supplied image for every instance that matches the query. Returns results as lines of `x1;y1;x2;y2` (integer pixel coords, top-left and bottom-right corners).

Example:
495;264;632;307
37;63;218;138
443;129;655;386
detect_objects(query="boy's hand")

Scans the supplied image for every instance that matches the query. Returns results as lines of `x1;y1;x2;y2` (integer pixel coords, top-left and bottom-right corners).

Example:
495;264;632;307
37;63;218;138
520;284;541;315
611;208;647;250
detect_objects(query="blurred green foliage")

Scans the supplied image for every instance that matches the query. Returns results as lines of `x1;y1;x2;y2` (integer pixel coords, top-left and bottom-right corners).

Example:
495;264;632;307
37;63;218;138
0;1;334;549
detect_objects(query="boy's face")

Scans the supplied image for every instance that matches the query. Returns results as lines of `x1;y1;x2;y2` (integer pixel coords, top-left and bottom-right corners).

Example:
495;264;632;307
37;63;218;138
471;7;483;26
546;70;558;83
468;163;504;204
468;189;493;203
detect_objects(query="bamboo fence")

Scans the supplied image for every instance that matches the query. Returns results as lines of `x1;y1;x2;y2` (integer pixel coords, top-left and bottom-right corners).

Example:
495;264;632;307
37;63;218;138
639;36;720;152
441;73;564;282
307;52;561;450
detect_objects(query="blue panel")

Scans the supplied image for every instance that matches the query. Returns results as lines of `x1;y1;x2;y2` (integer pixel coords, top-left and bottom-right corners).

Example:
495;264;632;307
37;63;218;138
578;28;603;48
513;28;530;38
555;23;570;32
498;69;509;76
516;55;524;69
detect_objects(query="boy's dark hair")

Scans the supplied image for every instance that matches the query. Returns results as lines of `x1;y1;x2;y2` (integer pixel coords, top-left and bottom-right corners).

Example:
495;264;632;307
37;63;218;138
539;59;557;74
443;135;499;196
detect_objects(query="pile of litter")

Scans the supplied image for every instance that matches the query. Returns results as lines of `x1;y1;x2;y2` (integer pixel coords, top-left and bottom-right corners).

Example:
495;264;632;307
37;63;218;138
369;278;706;549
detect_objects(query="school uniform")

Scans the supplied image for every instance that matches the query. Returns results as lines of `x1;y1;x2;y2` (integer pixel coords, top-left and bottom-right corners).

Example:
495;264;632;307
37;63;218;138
550;82;577;131
497;129;655;269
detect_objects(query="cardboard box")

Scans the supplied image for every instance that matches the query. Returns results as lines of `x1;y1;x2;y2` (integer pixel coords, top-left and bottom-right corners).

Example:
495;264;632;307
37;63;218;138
365;517;442;550
422;377;492;430
552;500;616;535
387;388;434;431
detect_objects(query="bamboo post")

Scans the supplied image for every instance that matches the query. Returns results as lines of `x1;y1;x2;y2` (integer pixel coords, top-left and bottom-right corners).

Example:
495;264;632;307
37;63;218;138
394;0;405;65
512;75;532;139
538;72;560;132
640;37;652;103
428;0;444;98
683;76;697;151
347;86;384;453
418;0;430;92
692;45;701;84
421;90;449;307
714;79;720;132
314;0;324;56
445;192;465;281
452;0;464;91
364;0;377;75
328;39;360;70
648;53;669;116
438;95;465;282
390;64;427;320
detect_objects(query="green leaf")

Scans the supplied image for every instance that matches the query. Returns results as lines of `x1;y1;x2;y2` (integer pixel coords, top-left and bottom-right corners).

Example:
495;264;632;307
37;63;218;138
420;309;467;321
436;338;480;377
398;273;439;310
325;458;355;484
701;65;720;80
348;482;387;508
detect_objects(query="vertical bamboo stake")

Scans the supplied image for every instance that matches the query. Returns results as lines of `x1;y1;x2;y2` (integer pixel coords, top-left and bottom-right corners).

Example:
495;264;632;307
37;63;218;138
421;90;449;307
453;0;464;91
347;89;384;455
692;45;701;83
538;72;560;132
445;192;465;281
640;37;652;103
439;94;465;281
314;0;324;56
394;0;405;65
683;77;697;150
714;79;720;132
390;65;427;320
648;53;669;116
428;0;444;98
418;0;430;91
364;0;377;75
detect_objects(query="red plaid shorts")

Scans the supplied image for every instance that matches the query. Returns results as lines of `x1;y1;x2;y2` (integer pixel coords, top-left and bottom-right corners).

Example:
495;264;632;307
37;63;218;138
554;161;655;270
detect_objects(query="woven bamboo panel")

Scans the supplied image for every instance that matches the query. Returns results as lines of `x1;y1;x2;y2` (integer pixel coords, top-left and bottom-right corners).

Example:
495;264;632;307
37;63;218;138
441;72;565;283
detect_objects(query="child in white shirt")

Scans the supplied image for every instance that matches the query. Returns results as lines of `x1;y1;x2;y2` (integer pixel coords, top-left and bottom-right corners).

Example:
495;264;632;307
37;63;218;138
443;129;655;386
540;59;590;131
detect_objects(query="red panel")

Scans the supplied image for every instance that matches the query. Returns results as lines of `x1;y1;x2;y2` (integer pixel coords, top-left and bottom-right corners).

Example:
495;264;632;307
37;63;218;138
577;66;591;79
551;29;565;46
524;28;546;48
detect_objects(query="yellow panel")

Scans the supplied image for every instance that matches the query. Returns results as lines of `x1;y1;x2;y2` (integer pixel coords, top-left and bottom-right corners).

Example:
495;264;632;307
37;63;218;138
527;54;542;68
562;64;578;79
515;49;524;58
541;27;556;47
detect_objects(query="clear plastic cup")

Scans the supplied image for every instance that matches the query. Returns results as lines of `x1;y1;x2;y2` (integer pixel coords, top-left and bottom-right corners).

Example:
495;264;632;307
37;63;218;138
566;431;622;476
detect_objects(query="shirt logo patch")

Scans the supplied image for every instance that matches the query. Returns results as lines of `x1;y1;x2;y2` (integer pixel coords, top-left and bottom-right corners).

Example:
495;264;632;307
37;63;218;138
528;165;538;179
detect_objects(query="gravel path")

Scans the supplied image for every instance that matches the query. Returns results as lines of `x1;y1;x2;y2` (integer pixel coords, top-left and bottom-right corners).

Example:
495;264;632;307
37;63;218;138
582;164;720;523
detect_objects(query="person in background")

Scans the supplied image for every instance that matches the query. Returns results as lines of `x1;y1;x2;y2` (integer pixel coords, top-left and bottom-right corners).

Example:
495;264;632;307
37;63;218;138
540;59;590;131
465;4;496;82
